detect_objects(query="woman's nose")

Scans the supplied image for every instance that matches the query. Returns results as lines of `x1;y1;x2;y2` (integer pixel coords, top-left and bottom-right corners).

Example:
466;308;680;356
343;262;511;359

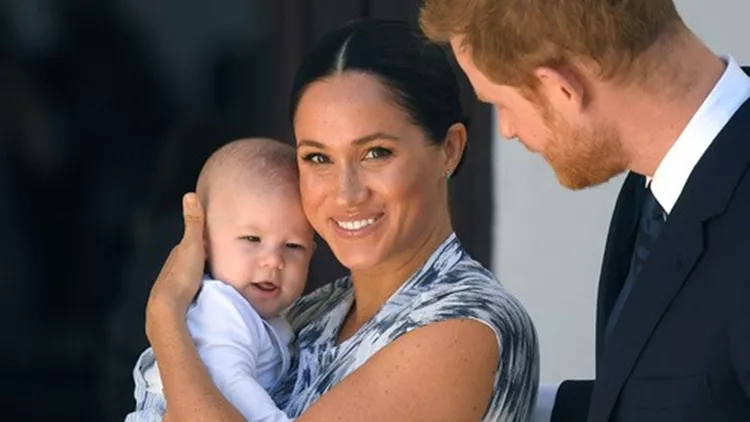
335;163;367;207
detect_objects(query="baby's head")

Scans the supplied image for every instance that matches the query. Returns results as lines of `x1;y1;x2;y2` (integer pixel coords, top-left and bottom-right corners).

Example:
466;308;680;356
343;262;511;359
196;138;314;318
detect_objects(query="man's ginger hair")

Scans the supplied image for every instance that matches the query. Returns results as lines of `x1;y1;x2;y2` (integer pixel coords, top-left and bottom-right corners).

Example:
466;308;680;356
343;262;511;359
420;0;684;88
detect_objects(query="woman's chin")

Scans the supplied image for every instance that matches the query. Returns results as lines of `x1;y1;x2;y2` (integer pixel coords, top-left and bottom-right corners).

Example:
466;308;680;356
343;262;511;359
333;250;382;273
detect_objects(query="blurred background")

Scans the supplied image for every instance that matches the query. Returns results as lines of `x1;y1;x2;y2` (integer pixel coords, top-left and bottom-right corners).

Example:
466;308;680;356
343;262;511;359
0;1;492;420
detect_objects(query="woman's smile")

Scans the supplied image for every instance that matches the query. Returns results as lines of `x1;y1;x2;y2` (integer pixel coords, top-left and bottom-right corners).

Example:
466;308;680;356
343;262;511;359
331;213;385;238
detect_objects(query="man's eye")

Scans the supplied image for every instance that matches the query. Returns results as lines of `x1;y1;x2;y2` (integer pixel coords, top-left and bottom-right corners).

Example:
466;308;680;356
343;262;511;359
364;147;392;160
301;153;330;164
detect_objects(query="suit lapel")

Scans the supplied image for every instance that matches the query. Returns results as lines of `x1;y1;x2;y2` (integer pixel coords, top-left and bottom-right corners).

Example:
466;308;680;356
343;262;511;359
594;172;644;365
588;98;750;421
589;210;704;421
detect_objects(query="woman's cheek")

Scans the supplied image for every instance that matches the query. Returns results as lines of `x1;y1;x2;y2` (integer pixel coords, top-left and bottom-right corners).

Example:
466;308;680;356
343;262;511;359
299;172;325;219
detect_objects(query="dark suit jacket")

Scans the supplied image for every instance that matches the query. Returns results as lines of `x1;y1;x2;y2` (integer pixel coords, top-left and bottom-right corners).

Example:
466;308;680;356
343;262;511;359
552;75;750;421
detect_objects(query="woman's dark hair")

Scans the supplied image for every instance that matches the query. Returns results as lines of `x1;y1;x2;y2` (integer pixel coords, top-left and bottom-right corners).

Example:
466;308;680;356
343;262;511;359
289;18;469;172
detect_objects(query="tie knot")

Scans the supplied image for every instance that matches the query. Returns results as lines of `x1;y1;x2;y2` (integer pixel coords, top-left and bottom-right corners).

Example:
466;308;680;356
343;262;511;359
643;187;665;222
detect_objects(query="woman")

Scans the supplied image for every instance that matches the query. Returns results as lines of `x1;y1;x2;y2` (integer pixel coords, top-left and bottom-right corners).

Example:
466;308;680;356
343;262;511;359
146;18;539;422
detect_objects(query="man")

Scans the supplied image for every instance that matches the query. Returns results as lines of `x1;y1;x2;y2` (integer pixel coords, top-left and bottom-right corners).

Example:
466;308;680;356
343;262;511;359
420;1;750;421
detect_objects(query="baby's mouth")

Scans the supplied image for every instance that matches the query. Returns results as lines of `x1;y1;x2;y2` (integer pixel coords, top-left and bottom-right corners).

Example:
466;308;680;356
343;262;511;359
252;281;278;292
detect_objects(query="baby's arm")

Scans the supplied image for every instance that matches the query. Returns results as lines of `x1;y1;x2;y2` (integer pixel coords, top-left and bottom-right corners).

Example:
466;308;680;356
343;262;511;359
188;282;292;422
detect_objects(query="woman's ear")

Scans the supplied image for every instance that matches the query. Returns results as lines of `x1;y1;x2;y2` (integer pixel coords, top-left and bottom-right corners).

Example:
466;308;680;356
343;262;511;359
442;122;467;176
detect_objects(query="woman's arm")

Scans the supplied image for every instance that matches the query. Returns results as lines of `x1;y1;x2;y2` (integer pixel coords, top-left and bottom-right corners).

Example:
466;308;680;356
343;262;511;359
149;194;500;421
146;194;245;422
155;302;498;422
297;318;498;422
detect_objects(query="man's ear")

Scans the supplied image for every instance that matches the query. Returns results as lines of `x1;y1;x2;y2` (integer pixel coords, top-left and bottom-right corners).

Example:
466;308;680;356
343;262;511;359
533;65;587;114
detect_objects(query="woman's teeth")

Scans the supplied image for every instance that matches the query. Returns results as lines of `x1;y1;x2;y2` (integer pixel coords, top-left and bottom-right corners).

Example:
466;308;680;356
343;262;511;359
336;217;376;230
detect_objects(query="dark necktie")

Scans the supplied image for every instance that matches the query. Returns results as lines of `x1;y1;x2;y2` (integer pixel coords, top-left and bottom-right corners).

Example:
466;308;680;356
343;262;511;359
604;187;666;345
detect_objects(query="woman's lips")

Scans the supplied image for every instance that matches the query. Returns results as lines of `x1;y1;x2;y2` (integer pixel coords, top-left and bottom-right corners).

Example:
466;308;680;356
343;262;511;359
331;213;384;238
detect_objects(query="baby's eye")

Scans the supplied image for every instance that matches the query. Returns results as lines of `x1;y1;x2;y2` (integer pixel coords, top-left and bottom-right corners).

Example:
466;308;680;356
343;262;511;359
243;235;261;243
363;147;393;160
301;153;330;164
285;242;305;250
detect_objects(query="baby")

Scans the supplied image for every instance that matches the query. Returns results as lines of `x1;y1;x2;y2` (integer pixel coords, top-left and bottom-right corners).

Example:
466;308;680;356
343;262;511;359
126;138;315;422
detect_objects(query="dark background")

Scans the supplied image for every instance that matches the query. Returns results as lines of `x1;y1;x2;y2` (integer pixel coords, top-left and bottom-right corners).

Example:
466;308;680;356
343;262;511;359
0;0;492;420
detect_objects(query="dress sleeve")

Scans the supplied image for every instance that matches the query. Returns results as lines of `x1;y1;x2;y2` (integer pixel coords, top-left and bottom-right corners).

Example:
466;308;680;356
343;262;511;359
402;274;540;422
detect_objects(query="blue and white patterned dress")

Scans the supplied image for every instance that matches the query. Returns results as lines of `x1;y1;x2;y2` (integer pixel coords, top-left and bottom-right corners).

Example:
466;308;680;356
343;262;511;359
272;233;539;422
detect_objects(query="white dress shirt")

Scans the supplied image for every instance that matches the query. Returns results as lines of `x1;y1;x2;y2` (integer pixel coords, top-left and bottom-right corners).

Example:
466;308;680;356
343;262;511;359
534;55;750;422
650;55;750;212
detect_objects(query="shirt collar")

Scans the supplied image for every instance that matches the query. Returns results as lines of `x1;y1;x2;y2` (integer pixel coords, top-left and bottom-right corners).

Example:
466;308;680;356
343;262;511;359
649;55;750;214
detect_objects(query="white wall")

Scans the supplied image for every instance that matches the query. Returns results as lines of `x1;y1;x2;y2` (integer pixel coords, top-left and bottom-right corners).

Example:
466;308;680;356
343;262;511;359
492;0;750;383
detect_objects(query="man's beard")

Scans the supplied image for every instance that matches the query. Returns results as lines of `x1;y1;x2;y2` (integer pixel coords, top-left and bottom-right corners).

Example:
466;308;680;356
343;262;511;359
540;111;628;190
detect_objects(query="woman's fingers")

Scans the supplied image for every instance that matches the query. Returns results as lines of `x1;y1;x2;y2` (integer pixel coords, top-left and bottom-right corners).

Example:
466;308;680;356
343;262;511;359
147;193;207;317
181;192;204;246
177;193;206;291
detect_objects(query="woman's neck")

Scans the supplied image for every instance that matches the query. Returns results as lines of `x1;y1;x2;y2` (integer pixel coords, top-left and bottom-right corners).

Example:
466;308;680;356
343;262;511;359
347;218;453;328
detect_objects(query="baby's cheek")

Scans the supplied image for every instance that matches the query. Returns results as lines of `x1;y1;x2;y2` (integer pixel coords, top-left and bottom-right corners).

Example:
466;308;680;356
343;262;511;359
211;247;251;285
288;266;308;296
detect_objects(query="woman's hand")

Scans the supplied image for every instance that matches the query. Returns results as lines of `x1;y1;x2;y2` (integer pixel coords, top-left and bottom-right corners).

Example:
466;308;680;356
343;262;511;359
141;194;246;422
146;193;206;340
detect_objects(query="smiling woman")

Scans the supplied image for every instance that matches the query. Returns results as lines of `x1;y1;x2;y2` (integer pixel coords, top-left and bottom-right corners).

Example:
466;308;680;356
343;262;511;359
144;18;539;422
293;71;460;276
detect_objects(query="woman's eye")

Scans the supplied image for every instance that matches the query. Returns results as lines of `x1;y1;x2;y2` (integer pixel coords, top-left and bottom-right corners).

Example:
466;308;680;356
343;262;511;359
243;235;261;243
364;147;393;160
301;153;330;164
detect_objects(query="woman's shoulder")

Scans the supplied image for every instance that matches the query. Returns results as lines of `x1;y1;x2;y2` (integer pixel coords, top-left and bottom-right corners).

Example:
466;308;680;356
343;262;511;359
409;254;540;422
408;252;537;341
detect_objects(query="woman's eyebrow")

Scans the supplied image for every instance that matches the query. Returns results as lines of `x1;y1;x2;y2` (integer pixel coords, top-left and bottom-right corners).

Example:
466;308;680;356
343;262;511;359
297;139;326;149
352;132;401;145
297;132;401;149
